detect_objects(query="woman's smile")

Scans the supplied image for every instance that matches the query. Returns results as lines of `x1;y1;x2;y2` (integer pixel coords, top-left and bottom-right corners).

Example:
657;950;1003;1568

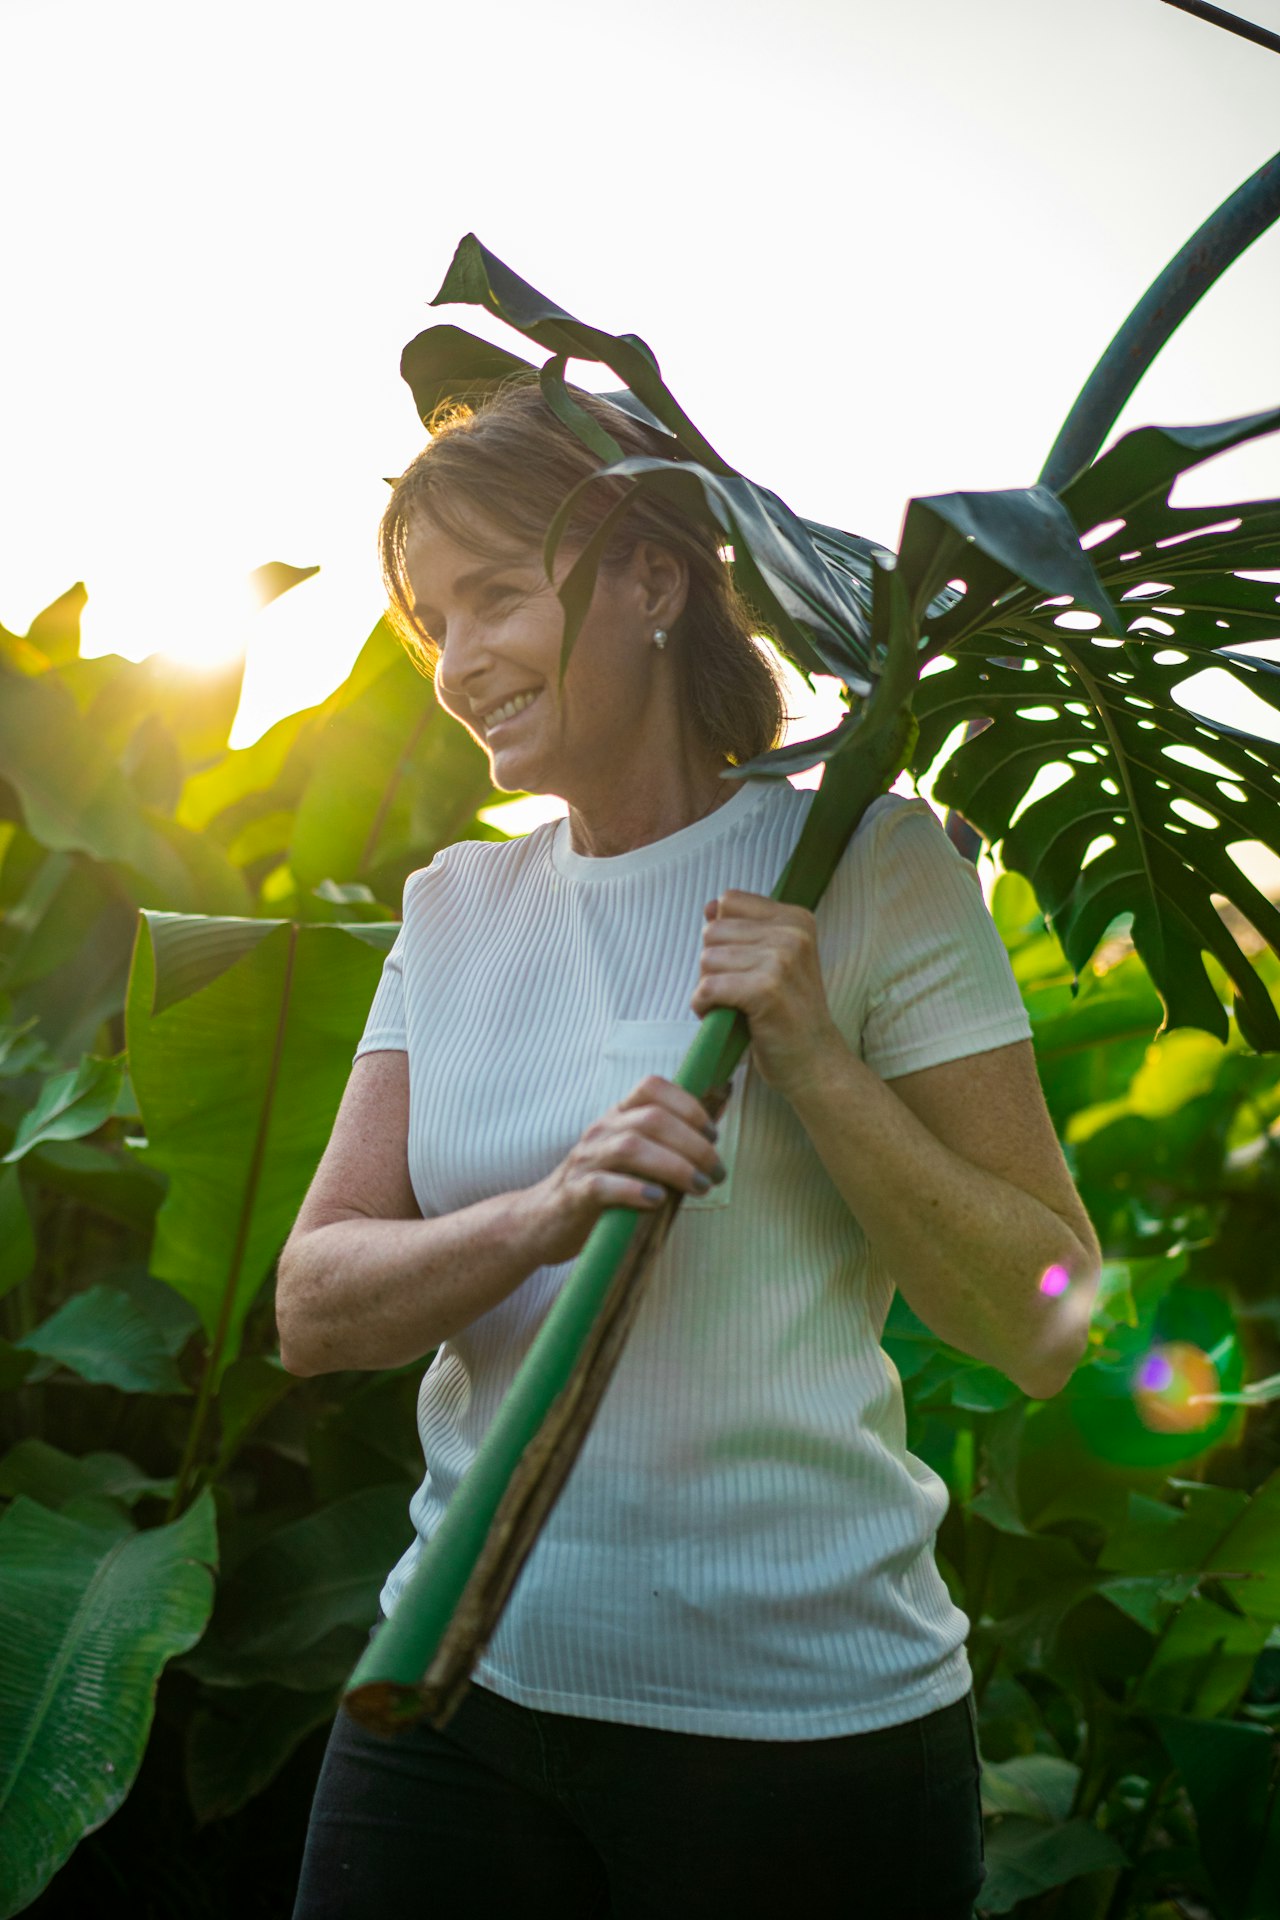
481;687;542;735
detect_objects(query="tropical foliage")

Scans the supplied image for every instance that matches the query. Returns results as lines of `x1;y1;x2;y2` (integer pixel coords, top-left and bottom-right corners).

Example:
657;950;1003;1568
4;219;1280;1914
1;563;1279;1916
0;585;499;1916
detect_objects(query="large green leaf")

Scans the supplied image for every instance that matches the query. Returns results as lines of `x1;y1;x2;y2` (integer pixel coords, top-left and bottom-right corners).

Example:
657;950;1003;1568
16;1284;189;1394
0;1489;217;1918
287;618;499;895
913;406;1280;1047
125;913;393;1382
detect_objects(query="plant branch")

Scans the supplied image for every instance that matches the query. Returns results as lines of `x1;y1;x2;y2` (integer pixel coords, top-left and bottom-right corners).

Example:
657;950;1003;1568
1160;0;1280;56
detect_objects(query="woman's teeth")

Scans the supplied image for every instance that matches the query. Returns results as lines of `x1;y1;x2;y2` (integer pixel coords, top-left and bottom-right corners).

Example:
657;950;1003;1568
483;690;538;730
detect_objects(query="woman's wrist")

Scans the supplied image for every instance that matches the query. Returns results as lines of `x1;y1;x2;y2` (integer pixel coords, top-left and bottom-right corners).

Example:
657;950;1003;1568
521;1173;586;1269
768;1022;860;1109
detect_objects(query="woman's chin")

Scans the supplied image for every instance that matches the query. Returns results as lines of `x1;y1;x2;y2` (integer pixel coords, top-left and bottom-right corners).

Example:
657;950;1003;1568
487;747;548;796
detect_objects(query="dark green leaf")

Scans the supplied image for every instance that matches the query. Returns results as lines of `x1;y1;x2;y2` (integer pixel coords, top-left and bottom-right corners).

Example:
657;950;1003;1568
202;1484;408;1662
1152;1711;1280;1920
978;1815;1129;1914
17;1284;189;1394
912;408;1280;1048
185;1682;337;1824
400;322;536;422
900;487;1120;633
2;1055;122;1164
979;1753;1080;1824
430;233;730;472
0;1439;175;1509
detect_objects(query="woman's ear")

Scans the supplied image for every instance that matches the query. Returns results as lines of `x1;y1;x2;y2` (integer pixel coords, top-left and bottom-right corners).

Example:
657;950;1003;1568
633;540;689;629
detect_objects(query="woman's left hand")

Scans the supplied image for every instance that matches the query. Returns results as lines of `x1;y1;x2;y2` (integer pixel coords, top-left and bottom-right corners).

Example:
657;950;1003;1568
691;890;846;1100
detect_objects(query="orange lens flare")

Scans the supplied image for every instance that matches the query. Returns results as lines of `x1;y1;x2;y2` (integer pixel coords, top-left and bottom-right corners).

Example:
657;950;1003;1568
1131;1340;1220;1434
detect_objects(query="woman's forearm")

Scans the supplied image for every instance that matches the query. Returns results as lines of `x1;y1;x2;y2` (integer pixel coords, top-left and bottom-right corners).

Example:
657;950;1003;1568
276;1186;558;1376
785;1042;1097;1399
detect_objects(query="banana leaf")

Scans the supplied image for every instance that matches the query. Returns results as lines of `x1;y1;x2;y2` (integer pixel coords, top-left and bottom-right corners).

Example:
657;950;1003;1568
0;1489;217;1919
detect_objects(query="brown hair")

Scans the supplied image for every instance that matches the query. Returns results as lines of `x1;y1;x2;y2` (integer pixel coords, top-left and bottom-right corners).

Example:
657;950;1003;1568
379;379;787;766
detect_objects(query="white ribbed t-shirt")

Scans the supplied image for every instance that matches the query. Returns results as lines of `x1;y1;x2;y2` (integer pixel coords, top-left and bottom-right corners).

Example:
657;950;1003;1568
354;775;1033;1737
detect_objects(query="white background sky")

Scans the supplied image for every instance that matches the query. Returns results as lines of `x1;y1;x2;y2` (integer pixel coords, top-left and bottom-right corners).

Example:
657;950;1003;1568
2;0;1278;821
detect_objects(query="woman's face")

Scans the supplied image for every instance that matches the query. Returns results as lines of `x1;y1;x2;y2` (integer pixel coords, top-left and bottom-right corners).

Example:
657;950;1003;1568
405;511;682;800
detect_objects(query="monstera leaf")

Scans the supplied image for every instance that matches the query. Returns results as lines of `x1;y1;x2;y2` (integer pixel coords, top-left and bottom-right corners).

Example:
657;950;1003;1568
399;234;1280;1053
913;406;1280;1049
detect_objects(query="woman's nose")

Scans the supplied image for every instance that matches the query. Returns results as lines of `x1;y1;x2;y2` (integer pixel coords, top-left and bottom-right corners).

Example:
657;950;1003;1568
435;619;489;709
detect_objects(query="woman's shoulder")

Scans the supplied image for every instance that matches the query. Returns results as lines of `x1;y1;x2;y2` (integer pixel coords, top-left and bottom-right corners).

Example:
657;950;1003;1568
398;819;560;919
806;785;941;881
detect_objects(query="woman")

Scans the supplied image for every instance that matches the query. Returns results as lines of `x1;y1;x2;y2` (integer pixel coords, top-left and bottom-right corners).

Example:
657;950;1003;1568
280;381;1101;1919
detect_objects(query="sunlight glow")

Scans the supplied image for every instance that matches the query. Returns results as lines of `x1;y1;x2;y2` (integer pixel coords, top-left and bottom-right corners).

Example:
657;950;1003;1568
81;567;260;672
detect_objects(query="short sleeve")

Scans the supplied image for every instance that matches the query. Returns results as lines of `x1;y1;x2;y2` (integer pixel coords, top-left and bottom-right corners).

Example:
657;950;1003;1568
859;799;1032;1081
352;865;433;1061
353;925;407;1059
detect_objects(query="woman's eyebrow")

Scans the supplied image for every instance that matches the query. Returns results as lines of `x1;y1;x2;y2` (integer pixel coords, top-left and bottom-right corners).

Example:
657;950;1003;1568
414;558;536;621
457;560;516;592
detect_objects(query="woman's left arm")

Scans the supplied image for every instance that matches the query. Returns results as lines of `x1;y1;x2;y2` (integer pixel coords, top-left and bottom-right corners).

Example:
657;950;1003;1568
692;890;1102;1402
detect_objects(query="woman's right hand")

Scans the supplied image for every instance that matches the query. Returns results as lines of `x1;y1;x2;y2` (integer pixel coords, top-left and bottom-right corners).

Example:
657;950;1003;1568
529;1075;728;1266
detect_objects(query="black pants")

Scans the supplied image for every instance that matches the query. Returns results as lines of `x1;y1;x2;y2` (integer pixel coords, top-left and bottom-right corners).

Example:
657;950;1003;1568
292;1618;987;1919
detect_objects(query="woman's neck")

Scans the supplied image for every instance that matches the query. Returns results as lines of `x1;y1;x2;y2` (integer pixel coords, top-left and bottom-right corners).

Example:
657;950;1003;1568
563;761;737;858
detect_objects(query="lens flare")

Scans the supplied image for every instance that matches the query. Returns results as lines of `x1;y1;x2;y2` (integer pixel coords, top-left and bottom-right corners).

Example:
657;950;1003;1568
1039;1263;1071;1297
1131;1340;1220;1434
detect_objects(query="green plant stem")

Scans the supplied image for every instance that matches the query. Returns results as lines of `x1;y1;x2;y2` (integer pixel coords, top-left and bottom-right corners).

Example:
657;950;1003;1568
1104;1766;1177;1920
1038;146;1280;491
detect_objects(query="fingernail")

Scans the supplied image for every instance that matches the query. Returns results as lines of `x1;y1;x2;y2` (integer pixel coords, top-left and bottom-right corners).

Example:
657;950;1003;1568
702;1122;719;1142
642;1183;666;1203
691;1171;711;1193
711;1161;727;1184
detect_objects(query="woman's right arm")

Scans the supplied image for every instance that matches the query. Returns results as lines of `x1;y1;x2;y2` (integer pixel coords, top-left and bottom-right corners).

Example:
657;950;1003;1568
275;1049;724;1377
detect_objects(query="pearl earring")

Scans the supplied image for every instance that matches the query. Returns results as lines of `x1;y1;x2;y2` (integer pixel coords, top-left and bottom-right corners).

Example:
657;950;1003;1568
651;628;668;650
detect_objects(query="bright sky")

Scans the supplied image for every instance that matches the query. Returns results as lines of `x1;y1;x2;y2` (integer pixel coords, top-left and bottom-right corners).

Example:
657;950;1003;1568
2;0;1278;856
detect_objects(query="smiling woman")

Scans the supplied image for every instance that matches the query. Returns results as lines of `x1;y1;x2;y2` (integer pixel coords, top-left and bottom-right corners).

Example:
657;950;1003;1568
277;372;1092;1920
378;383;786;851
